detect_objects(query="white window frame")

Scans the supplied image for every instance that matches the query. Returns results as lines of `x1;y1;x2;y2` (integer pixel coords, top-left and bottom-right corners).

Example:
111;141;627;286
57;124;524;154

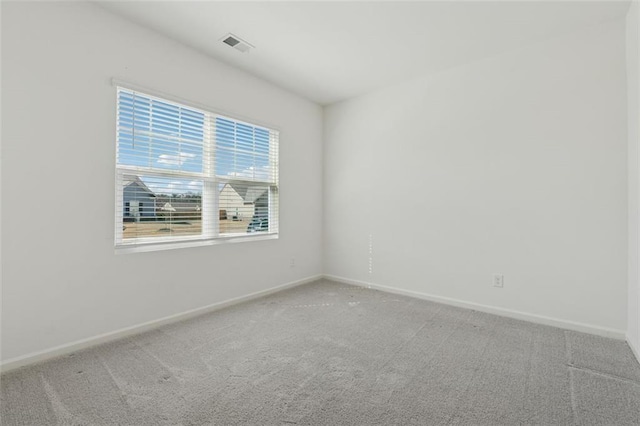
114;83;279;253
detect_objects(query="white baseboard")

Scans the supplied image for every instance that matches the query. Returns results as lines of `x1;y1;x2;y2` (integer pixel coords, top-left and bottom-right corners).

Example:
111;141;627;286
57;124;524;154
323;274;627;340
2;274;630;373
627;335;640;365
0;275;322;373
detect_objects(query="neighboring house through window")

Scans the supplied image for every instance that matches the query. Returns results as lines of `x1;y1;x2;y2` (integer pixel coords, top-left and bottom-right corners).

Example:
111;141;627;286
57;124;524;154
115;86;279;248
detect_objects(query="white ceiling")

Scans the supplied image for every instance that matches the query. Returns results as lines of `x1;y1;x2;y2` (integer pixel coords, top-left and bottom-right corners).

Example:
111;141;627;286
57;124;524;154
97;1;630;105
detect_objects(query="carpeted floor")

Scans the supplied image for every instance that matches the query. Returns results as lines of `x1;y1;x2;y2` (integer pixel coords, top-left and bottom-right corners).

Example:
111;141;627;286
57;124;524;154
2;279;640;425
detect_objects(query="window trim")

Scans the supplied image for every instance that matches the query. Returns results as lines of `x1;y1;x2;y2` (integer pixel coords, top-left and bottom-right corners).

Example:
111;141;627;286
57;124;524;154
113;80;280;252
115;233;279;255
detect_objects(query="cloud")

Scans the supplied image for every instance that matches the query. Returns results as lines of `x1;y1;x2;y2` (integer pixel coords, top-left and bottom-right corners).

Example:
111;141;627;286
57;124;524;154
157;152;196;166
226;166;273;181
187;180;201;192
143;179;202;195
165;180;202;194
165;181;181;192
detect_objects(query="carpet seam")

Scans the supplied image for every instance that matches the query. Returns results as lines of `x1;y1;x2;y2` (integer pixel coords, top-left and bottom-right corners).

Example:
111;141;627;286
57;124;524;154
297;299;448;424
385;306;475;423
375;303;445;372
443;310;498;425
566;364;640;387
96;354;133;412
519;329;536;419
565;331;579;426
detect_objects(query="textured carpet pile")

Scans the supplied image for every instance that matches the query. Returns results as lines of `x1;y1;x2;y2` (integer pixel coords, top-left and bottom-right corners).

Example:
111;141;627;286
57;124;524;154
2;279;640;425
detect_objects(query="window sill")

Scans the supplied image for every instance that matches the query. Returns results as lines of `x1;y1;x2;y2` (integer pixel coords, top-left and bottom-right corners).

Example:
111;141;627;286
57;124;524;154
115;233;278;254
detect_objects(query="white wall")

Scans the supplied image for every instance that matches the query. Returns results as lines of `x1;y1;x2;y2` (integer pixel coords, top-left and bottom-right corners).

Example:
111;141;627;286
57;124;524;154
324;20;628;334
1;2;323;362
0;0;4;367
627;0;640;358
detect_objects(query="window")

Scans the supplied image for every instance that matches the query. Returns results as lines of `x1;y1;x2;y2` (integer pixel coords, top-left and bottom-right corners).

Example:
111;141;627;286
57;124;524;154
115;87;279;248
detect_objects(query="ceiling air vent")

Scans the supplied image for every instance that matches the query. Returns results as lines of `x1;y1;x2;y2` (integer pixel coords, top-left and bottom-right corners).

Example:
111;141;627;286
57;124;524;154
221;33;254;53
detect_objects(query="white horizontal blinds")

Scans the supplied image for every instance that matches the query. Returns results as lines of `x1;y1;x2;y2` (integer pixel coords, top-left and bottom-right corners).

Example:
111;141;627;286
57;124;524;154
116;88;211;243
115;86;279;246
117;89;207;175
215;117;279;236
215;117;277;182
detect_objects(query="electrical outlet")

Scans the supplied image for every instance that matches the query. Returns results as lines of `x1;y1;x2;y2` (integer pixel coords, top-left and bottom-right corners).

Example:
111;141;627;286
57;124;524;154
493;274;504;288
290;258;295;268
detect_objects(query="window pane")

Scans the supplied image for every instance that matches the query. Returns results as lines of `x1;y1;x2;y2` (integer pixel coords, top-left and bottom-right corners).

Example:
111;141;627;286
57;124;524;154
117;89;205;174
219;182;272;235
121;174;203;240
215;117;275;182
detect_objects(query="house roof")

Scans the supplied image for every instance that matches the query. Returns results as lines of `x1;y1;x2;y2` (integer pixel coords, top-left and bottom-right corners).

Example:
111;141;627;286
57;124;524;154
226;183;267;204
123;174;156;197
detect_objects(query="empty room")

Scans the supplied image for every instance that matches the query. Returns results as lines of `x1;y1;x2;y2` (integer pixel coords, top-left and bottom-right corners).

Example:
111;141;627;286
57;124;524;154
1;0;640;424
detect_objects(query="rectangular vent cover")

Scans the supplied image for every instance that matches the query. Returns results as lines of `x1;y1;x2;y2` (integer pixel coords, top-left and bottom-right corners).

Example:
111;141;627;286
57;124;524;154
221;34;254;53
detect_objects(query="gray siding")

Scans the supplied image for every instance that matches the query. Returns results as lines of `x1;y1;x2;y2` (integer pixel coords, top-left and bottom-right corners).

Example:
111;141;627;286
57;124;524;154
123;182;156;221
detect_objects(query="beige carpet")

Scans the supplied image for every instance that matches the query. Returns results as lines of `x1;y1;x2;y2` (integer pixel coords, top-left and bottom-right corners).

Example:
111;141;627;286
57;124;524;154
2;279;640;425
